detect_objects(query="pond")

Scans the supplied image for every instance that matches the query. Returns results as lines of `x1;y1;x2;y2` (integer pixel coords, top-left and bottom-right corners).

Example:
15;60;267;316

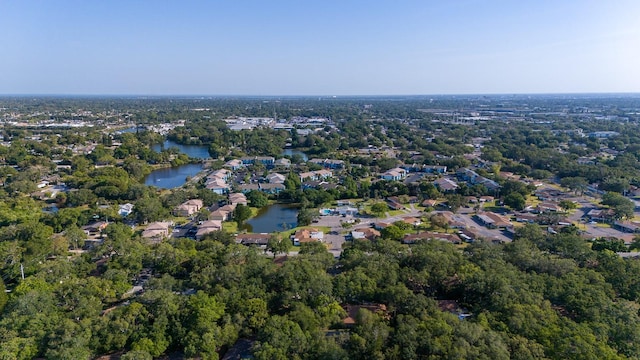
243;204;299;233
153;140;211;159
143;163;204;189
281;149;308;161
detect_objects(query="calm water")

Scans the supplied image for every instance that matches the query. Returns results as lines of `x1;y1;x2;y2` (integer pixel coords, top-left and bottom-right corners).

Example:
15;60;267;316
281;149;308;161
244;204;299;233
153;140;211;159
144;163;204;189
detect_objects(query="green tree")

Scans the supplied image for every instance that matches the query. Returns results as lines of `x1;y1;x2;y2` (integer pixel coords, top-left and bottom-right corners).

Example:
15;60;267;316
0;277;7;313
267;234;292;258
297;208;317;227
381;225;404;241
133;196;168;223
504;192;526;211
247;190;269;208
370;202;388;217
560;176;588;195
234;204;252;226
601;192;634;220
65;224;86;250
559;199;578;212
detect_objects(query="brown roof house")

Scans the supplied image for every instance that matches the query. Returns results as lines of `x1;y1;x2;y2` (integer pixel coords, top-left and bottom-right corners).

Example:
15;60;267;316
236;233;271;246
351;228;381;241
209;208;232;222
228;192;248;206
291;228;324;246
195;220;223;240
142;222;171;243
173;199;203;217
475;212;512;229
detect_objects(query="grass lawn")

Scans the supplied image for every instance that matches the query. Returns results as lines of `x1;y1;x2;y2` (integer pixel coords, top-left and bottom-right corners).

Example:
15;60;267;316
526;195;541;208
172;216;190;225
387;209;408;217
223;221;239;233
595;223;612;228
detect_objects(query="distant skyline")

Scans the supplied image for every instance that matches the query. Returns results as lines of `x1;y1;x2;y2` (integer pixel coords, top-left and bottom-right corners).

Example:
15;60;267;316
1;1;639;96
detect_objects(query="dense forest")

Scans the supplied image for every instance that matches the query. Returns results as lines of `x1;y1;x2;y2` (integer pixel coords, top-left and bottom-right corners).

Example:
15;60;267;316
3;227;640;359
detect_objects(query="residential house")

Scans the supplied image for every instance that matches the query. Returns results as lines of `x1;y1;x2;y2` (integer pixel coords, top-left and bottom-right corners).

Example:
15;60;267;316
351;228;381;241
224;159;243;170
36;180;50;189
536;202;561;213
336;205;359;216
613;221;640;234
209;209;232;222
82;221;108;238
118;203;134;217
310;158;345;169
206;178;230;195
299;172;316;181
260;183;285;194
236;233;271;246
228;192;248;206
380;167;407;181
402;217;422;226
274;158;291;167
438;211;466;229
421;199;439;208
433;177;459;192
477;177;500;191
457;168;500;191
475;212;512;229
386;197;405;210
208;169;231;182
241;156;275;166
458;228;481;242
314;169;333;180
255;156;275;166
267;173;286;184
373;222;392;230
142;222;171;243
219;204;237;214
299;170;333;182
514;213;538;223
240;156;254;165
195;220;223;240
402;163;424;172
291;228;324;246
457;168;480;183
587;208;614;223
535;189;567;201
423;165;448;174
173;199;204;217
302;180;333;190
239;184;260;193
589;131;619;138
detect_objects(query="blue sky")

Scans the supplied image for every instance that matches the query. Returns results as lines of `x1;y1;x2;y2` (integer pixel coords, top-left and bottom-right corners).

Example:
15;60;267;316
1;0;638;95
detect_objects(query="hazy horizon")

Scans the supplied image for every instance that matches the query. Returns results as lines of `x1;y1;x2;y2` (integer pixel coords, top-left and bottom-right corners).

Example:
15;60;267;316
2;1;639;96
